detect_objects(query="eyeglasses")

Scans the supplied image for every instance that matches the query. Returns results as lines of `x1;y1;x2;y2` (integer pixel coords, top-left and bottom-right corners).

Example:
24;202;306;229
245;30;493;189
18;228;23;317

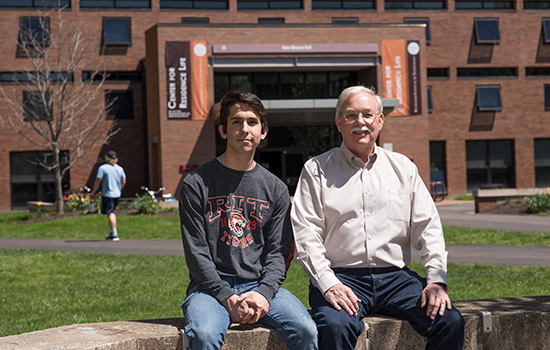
342;111;379;123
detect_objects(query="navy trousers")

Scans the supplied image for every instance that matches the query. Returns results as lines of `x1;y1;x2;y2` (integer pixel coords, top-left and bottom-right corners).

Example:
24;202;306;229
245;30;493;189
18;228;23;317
309;267;465;350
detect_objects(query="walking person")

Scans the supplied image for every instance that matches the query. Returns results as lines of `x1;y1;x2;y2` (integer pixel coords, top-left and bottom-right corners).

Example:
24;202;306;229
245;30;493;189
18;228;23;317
91;150;126;241
291;86;464;349
179;90;318;350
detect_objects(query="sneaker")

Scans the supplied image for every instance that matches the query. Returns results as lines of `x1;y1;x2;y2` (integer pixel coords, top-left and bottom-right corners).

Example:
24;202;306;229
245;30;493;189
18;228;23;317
106;235;120;242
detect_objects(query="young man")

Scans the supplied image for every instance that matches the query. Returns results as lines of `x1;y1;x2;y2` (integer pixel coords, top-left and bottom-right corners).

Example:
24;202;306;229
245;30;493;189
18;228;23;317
179;91;317;350
292;86;464;349
91;150;126;241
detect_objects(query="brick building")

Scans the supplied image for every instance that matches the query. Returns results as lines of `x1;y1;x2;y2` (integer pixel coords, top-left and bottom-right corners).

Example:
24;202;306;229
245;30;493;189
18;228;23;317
1;0;549;211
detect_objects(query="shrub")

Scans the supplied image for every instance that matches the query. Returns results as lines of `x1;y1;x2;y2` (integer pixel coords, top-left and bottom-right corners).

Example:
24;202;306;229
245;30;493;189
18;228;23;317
129;194;160;215
65;194;99;214
523;190;550;213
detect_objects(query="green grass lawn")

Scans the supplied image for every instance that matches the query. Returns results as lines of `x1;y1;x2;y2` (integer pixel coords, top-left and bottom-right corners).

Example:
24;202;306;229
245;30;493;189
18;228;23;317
1;212;550;338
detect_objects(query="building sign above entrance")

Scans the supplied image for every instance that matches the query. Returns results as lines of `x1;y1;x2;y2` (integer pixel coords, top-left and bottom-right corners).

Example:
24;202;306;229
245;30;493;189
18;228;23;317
212;43;378;54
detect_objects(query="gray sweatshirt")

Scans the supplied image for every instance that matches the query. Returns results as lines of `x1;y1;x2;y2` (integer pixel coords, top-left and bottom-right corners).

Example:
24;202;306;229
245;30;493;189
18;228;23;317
179;159;294;304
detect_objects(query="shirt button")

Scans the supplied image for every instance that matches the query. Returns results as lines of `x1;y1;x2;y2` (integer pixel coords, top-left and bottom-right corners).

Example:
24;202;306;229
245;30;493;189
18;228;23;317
366;212;371;217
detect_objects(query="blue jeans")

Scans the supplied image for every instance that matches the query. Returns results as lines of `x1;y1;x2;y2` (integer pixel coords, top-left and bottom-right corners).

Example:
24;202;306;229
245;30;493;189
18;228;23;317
182;278;318;350
309;267;465;350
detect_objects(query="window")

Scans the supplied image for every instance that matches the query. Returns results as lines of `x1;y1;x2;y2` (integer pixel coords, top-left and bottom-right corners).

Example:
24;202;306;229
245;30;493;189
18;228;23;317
332;17;358;23
545;84;550;110
474;18;500;44
258;17;285;23
214;71;356;100
19;17;50;47
524;0;550;9
385;0;446;9
102;18;131;46
427;67;449;79
476;85;502;111
429;141;447;190
238;0;303;9
427;86;433;113
80;0;150;8
457;67;517;78
23;91;51;121
0;72;73;84
0;0;70;7
466;140;514;191
182;17;210;23
535;139;550;187
526;67;550;76
105;90;134;120
160;0;228;8
82;71;143;82
312;0;375;9
455;0;514;9
10;151;70;209
404;18;431;44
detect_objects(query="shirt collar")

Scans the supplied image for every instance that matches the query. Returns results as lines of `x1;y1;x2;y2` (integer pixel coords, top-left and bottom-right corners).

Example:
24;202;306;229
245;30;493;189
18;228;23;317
339;143;379;169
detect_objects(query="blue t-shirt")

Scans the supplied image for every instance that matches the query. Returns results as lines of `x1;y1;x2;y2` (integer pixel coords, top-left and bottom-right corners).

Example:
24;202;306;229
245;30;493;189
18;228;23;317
96;163;126;198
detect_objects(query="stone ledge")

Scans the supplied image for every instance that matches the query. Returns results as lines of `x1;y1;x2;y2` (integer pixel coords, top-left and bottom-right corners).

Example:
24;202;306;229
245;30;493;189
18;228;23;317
1;296;550;350
473;188;547;213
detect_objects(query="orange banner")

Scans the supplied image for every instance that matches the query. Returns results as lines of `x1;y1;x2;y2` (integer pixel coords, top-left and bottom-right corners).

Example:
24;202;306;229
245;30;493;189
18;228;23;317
381;40;421;116
190;41;209;120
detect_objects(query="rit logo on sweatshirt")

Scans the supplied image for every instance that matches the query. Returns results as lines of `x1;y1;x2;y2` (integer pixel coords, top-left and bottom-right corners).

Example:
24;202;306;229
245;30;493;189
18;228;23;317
207;194;270;249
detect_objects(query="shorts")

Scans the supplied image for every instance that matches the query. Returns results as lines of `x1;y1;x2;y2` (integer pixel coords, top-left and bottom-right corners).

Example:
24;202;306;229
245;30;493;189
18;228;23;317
101;197;120;214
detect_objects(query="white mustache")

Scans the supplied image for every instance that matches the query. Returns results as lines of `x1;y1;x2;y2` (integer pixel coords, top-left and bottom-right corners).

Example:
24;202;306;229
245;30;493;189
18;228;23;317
351;127;371;133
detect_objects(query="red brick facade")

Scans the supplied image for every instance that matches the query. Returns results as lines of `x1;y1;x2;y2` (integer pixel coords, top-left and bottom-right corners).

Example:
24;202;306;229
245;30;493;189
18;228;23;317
1;0;549;210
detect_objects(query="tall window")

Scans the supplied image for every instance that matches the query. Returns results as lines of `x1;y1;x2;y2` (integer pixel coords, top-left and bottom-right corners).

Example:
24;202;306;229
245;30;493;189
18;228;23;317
10;151;69;208
545;84;550;110
427;86;433;113
466;140;514;191
535;139;550;187
23;91;51;121
105;90;134;120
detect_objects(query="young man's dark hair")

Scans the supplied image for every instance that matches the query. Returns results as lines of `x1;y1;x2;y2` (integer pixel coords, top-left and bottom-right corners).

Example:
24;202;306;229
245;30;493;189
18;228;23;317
219;90;268;133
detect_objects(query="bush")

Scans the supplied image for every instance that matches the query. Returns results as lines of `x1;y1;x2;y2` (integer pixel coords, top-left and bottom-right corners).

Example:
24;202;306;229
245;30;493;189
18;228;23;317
523;190;550;213
65;194;99;214
129;194;160;215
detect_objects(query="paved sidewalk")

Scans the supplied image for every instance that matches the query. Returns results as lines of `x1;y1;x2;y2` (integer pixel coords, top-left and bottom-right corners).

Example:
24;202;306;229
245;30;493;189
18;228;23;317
1;200;549;266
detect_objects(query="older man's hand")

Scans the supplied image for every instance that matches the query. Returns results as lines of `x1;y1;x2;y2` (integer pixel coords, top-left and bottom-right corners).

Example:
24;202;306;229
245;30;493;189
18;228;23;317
324;283;362;317
421;283;452;320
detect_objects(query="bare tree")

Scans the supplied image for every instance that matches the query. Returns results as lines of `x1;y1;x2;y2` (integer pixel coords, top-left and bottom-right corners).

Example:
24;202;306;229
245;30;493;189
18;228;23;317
0;6;119;213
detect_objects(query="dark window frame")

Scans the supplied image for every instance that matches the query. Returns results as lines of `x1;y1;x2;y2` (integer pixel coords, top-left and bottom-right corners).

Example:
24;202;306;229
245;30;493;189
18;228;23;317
524;0;550;9
237;0;303;10
457;67;517;78
455;0;514;10
258;17;285;23
312;0;375;9
544;84;550;110
181;17;211;23
1;0;70;8
19;16;51;47
23;90;52;122
427;67;449;79
534;138;550;187
384;0;447;10
474;18;501;44
80;0;151;8
404;17;431;44
102;17;132;46
331;17;359;23
427;85;433;113
476;85;503;111
160;0;229;9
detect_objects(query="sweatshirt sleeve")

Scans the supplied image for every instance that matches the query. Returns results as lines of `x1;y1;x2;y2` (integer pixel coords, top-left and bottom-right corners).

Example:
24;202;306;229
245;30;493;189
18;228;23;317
179;177;235;304
255;181;294;302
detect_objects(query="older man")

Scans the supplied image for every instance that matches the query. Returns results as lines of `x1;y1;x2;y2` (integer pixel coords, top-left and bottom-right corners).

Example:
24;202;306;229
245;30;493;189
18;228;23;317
291;86;464;349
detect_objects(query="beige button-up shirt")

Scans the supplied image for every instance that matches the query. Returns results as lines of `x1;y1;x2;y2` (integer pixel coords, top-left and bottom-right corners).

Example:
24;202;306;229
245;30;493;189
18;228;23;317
291;144;448;294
